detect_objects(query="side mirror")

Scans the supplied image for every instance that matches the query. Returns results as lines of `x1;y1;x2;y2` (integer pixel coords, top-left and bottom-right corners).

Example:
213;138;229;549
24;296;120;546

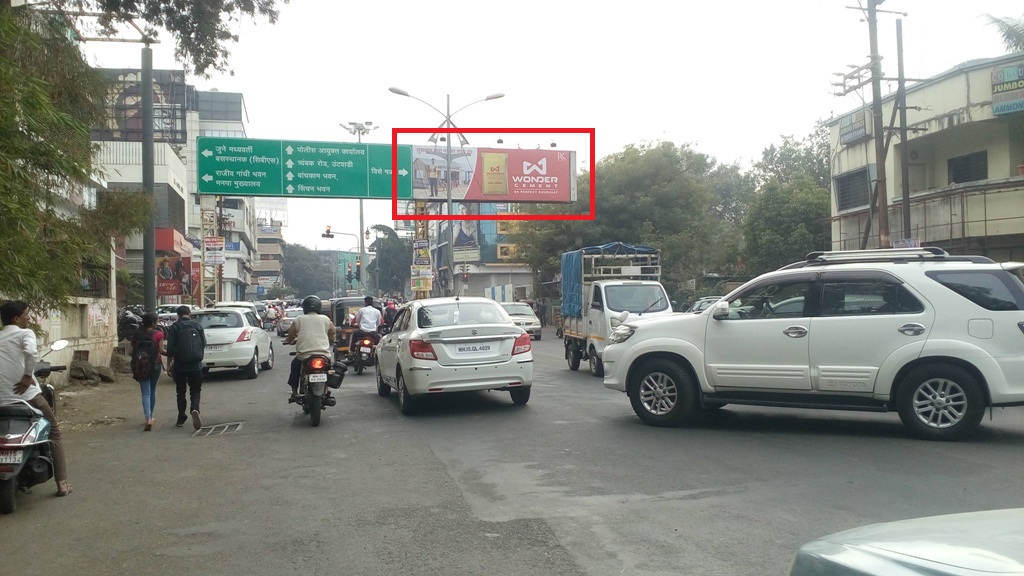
591;301;604;311
711;301;730;320
671;300;678;310
49;339;70;352
379;325;392;335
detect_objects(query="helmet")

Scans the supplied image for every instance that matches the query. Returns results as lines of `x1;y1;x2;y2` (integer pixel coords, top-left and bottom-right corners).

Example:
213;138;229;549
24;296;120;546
301;295;322;314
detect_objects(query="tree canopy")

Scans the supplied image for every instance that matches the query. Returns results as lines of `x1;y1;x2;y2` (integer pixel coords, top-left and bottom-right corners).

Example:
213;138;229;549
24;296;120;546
367;225;411;297
281;242;333;298
1;7;151;312
39;0;287;75
984;13;1024;53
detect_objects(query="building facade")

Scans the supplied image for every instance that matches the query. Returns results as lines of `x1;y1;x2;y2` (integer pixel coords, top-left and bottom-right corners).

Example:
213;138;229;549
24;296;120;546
827;52;1024;260
93;70;259;305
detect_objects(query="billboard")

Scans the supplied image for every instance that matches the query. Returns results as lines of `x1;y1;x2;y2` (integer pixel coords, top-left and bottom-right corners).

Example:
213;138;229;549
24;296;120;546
157;257;195;297
992;60;1024;115
411;146;576;203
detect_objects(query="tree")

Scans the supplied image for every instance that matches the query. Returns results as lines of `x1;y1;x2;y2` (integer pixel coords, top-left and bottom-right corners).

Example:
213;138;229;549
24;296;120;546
751;120;831;191
510;142;748;298
984;13;1024;53
33;0;287;76
281;242;333;297
742;174;831;275
1;7;152;312
366;225;411;297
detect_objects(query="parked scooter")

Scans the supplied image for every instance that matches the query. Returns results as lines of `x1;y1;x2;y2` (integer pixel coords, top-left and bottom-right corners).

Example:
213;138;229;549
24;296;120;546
117;308;141;342
285;344;347;427
0;339;69;514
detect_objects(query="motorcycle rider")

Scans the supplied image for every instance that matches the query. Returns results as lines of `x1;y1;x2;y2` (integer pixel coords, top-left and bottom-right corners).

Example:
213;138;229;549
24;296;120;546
349;296;383;353
283;295;336;399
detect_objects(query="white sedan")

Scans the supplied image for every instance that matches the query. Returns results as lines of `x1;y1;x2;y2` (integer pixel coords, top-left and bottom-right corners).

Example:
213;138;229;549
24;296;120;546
375;297;533;414
191;309;275;379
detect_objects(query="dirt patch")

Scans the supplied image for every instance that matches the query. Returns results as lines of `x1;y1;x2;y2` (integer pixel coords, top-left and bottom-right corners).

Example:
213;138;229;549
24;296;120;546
57;373;140;433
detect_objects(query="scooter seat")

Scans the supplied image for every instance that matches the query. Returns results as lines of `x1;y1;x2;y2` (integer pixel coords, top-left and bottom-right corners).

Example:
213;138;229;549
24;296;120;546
0;402;42;419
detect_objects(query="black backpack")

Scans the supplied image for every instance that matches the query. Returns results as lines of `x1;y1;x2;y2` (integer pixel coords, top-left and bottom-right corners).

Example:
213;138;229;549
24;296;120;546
174;321;205;364
131;328;158;381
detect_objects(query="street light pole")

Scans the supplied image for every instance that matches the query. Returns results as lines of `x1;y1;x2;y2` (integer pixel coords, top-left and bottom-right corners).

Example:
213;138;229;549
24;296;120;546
387;88;504;296
341;121;378;294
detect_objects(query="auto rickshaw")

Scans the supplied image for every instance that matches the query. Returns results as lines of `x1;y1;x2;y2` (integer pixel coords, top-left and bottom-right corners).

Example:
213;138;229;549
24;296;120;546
327;296;383;364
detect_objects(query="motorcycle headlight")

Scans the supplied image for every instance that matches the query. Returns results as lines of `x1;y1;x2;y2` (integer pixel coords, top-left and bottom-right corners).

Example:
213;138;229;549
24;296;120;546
607;325;635;345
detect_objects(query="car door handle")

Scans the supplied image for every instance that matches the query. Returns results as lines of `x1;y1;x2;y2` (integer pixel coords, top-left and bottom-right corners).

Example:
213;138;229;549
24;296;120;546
782;326;808;338
898;323;926;336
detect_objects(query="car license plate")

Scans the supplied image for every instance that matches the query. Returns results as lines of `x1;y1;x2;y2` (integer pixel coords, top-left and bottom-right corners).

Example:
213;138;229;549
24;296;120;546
308;373;328;382
457;344;492;354
360;346;373;353
206;345;224;352
0;449;23;464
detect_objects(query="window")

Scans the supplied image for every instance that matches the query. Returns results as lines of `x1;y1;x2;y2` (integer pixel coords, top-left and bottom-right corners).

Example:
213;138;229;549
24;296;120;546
834;168;870;211
926;270;1024;311
604;284;669;314
497;244;515;260
947;151;987;184
417;302;505;328
496;221;515;235
727;280;813;320
819;281;924;316
393;309;410;332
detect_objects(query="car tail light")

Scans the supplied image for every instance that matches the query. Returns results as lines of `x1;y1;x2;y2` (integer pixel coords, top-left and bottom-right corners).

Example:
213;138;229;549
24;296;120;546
236;328;253;342
512;333;531;355
307;357;327;370
409;339;437;360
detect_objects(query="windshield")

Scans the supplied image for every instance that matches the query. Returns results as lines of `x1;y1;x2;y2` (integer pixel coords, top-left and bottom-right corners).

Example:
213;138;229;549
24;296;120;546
604;285;670;314
501;303;536;316
417;302;508;328
193;311;243;329
285;309;301;318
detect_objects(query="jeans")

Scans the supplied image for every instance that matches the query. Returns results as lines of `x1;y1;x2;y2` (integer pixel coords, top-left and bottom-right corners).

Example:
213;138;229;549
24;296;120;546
138;363;161;421
27;394;66;485
173;368;202;418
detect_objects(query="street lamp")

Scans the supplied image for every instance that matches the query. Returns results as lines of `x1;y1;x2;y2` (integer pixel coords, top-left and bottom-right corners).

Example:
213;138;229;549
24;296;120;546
341;120;379;294
388;87;504;295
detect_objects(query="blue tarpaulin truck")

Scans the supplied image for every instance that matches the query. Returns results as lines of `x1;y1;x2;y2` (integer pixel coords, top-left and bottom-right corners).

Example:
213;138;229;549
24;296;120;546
560;242;672;377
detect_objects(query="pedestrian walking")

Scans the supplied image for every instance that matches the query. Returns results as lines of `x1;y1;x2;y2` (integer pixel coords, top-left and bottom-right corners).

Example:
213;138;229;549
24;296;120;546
164;305;206;430
130;312;164;431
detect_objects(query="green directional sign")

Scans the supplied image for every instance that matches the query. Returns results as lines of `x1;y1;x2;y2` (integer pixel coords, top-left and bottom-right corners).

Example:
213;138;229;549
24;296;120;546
196;137;412;199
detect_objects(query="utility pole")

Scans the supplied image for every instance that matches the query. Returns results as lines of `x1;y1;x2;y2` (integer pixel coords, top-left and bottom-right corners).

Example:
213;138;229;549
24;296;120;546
141;43;156;311
896;18;912;242
867;0;891;248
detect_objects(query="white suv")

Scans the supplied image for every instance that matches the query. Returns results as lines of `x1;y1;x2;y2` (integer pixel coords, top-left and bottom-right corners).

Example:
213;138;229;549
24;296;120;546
602;248;1024;441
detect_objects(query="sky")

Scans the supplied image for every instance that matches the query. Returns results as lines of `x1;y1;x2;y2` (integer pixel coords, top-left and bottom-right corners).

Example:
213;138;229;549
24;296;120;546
78;0;1024;250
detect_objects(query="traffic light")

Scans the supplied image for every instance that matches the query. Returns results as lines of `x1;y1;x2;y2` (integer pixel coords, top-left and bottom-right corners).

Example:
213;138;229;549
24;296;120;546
322;225;334;238
355;259;361;281
346;263;353;284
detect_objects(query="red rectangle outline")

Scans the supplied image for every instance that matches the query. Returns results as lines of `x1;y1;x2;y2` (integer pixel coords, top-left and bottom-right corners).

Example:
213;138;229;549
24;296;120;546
391;128;595;221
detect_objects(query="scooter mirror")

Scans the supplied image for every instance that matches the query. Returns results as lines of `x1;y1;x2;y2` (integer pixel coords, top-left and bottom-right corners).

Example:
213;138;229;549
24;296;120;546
49;339;70;352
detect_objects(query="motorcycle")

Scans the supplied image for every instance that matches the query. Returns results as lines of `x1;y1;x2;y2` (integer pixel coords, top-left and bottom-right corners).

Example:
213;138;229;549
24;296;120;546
0;339;69;514
285;344;347;427
347;331;380;376
117;308;142;342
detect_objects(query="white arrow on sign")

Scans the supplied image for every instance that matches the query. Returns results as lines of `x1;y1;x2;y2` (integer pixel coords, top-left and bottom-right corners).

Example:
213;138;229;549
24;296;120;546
285;145;294;155
286;159;294;168
286;172;294;181
201;174;213;182
201;149;213;157
286;184;294;194
398;168;409;177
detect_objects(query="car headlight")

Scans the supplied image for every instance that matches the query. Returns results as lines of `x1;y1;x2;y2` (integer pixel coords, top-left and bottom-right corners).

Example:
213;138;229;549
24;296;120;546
607;325;635;345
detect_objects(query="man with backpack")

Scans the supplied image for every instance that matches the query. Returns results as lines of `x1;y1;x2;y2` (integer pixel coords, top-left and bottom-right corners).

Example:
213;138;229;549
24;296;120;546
165;305;206;430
